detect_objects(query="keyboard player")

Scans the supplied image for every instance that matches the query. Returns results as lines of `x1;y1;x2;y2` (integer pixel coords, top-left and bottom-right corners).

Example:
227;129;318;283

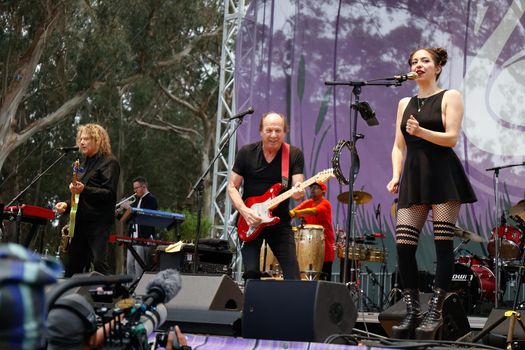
119;176;158;280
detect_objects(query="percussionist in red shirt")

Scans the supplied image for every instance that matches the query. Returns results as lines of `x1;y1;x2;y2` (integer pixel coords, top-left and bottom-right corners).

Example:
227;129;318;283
290;181;335;280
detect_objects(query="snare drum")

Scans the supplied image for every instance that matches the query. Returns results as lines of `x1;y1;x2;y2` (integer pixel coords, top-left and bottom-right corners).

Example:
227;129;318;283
487;225;523;260
295;224;325;280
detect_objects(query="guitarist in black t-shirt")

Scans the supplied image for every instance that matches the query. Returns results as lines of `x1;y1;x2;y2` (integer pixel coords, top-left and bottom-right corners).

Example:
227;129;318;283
228;112;305;281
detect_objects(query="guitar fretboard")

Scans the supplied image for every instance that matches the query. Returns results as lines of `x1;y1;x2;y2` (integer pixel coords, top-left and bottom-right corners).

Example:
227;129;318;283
266;169;332;210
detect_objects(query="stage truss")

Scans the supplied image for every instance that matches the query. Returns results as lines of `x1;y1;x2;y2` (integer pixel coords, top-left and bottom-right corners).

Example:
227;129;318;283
209;0;251;280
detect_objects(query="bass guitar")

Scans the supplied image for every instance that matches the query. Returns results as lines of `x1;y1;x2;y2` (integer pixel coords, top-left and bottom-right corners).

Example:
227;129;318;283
237;168;334;242
60;160;80;252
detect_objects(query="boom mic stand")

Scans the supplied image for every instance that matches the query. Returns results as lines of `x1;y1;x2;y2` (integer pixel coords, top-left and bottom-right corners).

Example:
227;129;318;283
5;149;75;249
325;76;403;285
186;115;247;274
485;161;525;308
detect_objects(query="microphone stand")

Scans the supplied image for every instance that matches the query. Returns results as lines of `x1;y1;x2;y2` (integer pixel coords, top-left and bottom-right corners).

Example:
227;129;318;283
5;149;74;248
186;116;246;274
485;161;525;308
325;78;402;286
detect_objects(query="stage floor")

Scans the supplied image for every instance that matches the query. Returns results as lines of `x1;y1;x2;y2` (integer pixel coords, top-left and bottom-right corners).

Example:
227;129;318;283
356;311;487;330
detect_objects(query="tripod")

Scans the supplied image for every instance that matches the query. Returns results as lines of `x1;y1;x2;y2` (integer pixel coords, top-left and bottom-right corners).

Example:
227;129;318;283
472;247;525;349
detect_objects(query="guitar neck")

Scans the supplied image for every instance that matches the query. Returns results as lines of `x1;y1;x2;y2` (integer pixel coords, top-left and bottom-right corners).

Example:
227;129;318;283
70;161;79;203
267;176;319;209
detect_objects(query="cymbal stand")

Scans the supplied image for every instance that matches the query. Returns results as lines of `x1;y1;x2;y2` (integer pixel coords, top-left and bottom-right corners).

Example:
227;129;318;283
486;161;525;308
453;238;471;257
375;203;387;310
472;237;525;349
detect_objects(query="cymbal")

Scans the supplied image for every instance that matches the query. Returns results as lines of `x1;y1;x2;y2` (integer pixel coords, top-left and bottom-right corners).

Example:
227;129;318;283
454;227;485;243
337;191;373;205
509;201;525;221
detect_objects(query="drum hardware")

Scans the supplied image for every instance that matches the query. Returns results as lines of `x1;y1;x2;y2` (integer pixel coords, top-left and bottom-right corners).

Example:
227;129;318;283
484;162;525;308
472;218;525;347
385;266;403;308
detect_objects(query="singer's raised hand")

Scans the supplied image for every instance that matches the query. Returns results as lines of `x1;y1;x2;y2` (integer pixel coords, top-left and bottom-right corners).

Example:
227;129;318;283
405;115;420;136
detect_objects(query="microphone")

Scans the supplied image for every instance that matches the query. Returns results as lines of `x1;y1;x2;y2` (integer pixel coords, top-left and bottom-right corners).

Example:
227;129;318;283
141;269;181;309
56;146;79;152
391;72;418;82
228;107;254;121
375;203;381;220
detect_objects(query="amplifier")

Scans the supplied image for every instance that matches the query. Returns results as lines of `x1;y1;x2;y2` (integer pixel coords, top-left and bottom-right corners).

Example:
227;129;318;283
158;242;232;275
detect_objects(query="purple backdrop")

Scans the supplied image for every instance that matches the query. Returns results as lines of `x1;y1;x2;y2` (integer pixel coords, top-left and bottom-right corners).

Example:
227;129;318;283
234;0;525;271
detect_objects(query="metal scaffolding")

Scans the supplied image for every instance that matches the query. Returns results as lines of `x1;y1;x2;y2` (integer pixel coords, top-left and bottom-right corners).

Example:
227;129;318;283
209;0;251;280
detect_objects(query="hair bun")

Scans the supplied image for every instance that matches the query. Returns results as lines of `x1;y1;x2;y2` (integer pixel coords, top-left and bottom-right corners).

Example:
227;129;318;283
433;47;448;66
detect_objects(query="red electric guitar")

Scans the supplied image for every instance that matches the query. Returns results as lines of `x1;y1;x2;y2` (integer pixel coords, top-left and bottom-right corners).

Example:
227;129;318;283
237;168;334;242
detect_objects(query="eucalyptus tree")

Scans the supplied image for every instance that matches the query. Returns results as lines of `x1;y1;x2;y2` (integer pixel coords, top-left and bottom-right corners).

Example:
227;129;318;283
0;0;222;215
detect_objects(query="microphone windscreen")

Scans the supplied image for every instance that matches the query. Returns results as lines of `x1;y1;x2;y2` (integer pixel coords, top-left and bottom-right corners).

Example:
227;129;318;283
406;72;418;80
145;269;181;303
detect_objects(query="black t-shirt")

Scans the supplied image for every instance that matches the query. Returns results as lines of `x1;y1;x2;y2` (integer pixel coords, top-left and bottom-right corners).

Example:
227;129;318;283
232;141;304;225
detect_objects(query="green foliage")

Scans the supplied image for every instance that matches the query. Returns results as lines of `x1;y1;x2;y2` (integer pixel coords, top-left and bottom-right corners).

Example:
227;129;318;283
0;0;222;254
160;209;212;242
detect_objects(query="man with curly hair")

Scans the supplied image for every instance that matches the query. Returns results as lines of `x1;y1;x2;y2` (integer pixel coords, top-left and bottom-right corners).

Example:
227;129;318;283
56;123;120;277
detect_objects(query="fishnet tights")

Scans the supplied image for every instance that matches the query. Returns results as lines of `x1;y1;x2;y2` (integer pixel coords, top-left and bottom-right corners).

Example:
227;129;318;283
395;201;461;245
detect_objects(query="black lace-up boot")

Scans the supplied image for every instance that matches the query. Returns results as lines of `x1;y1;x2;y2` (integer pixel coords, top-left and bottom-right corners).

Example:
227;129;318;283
391;289;422;339
415;287;447;340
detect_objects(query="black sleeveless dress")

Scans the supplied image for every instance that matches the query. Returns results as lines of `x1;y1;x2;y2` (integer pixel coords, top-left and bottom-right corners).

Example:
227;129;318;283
398;90;477;209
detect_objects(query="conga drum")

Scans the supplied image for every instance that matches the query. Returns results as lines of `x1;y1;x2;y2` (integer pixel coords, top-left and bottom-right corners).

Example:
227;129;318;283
295;224;325;280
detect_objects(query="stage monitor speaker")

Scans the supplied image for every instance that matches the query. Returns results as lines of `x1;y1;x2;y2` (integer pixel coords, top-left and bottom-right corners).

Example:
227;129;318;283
135;273;243;336
378;292;470;340
242;280;357;342
480;308;525;348
135;273;243;311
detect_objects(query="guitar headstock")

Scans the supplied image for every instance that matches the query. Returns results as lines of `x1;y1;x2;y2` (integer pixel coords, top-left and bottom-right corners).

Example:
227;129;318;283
315;168;335;184
72;160;80;183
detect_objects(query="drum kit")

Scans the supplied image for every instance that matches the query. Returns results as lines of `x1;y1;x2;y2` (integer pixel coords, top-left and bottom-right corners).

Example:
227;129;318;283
335;189;388;270
450;200;525;314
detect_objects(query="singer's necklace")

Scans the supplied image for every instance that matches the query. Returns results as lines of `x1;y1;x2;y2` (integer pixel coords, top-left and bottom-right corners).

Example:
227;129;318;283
417;97;426;112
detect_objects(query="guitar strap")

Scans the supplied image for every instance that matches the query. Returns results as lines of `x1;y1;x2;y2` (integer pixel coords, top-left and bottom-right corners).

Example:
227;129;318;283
281;142;290;188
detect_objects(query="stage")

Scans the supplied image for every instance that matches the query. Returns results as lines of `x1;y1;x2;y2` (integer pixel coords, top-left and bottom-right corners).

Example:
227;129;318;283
177;313;511;350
